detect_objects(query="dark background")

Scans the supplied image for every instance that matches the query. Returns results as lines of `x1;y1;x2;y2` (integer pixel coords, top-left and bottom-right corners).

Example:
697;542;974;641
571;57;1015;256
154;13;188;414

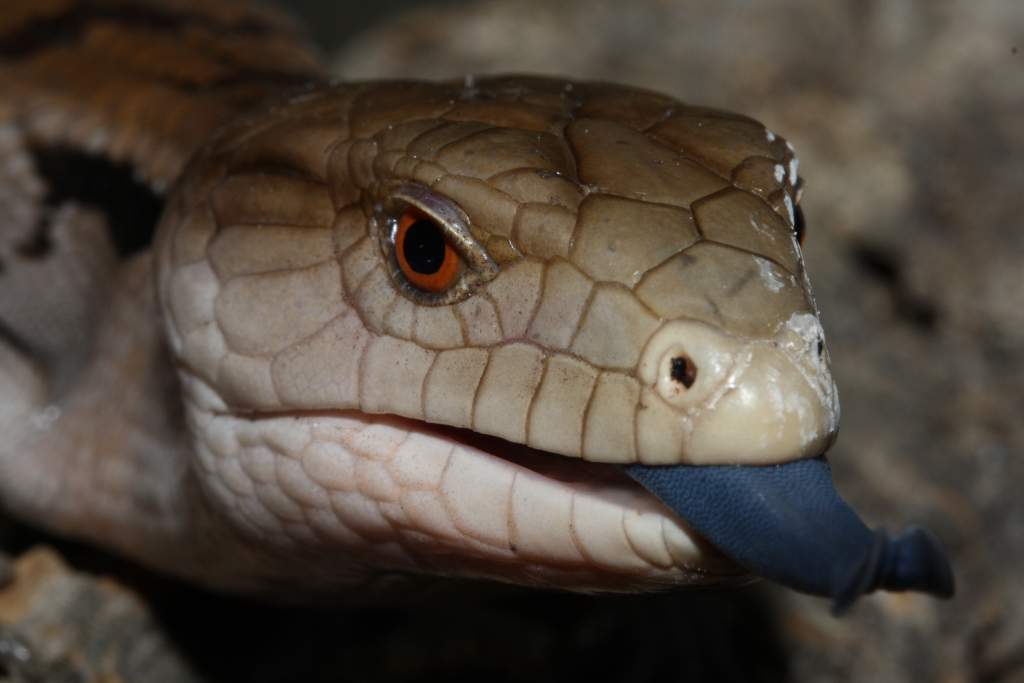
273;0;465;48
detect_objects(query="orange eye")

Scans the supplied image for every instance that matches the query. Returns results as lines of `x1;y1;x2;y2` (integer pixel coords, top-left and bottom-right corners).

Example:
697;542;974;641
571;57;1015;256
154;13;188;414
395;208;461;293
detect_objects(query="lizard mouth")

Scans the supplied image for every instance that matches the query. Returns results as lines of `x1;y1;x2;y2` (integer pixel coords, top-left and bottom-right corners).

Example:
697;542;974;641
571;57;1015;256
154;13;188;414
199;401;950;602
412;419;955;608
378;415;744;589
195;405;742;593
196;404;953;603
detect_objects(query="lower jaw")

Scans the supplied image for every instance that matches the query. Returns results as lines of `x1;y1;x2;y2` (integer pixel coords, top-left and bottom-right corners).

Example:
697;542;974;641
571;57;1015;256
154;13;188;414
388;417;745;588
197;405;954;604
200;405;745;592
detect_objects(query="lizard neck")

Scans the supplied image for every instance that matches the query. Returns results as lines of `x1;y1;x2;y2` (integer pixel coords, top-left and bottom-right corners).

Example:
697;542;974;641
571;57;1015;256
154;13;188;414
0;251;275;587
1;254;190;558
0;0;325;580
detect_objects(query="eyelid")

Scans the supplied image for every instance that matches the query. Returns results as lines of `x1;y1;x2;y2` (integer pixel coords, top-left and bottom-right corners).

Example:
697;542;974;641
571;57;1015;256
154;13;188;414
387;183;497;276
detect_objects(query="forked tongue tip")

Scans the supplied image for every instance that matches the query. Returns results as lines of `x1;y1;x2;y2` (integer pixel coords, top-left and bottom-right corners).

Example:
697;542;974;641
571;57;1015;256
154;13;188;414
834;525;955;612
625;457;954;613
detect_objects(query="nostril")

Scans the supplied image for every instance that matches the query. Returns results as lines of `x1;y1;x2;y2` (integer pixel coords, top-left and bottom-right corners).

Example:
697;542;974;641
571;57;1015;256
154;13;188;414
670;356;697;389
817;339;825;357
640;321;740;410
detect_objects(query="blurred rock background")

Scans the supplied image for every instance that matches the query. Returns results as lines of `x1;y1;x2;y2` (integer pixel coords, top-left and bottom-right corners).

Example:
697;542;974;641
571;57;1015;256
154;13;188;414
2;1;1021;681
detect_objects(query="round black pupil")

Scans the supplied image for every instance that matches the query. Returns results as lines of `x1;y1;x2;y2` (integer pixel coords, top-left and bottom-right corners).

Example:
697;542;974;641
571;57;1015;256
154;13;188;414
402;219;446;275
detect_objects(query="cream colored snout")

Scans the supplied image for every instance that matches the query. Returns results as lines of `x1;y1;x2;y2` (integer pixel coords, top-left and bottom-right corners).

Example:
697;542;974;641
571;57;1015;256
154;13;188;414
636;316;839;465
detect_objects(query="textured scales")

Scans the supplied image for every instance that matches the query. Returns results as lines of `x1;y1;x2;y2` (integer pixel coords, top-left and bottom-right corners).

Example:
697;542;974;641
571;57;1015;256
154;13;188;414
1;0;839;595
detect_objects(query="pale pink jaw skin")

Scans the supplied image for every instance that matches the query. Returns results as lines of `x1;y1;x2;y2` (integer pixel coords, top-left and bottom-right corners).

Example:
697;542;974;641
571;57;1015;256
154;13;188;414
184;389;742;594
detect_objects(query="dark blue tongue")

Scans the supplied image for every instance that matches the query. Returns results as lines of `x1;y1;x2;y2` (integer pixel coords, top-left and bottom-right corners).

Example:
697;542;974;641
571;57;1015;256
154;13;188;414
625;457;954;613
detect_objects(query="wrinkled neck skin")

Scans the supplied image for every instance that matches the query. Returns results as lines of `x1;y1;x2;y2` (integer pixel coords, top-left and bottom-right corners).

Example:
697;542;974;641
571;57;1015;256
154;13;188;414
0;255;232;583
0;0;340;593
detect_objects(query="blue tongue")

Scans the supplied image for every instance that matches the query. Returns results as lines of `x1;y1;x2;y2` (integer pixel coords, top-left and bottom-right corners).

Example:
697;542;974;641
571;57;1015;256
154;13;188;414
625;457;954;613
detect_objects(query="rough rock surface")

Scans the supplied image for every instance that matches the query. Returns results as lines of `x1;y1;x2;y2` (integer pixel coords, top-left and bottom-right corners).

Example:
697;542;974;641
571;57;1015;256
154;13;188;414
1;0;1021;681
0;548;196;683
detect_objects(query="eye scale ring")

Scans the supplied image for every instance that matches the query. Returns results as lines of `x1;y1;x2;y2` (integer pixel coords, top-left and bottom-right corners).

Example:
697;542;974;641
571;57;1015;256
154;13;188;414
395;208;461;293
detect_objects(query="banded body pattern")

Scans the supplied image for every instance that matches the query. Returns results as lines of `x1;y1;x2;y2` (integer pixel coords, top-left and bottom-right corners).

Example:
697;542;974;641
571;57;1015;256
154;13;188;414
0;0;324;582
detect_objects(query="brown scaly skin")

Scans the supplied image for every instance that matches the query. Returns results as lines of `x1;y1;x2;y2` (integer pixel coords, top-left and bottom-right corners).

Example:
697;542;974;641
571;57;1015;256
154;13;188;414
0;0;837;596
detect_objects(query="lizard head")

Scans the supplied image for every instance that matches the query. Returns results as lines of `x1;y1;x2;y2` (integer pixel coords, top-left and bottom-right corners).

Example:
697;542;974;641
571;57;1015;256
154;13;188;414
155;77;950;607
